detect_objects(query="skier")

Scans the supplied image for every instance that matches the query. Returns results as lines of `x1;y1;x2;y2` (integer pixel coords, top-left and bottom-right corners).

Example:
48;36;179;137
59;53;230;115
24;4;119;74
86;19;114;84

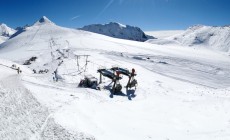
32;69;36;73
112;71;122;94
126;68;137;89
17;67;20;74
131;68;135;77
53;69;58;82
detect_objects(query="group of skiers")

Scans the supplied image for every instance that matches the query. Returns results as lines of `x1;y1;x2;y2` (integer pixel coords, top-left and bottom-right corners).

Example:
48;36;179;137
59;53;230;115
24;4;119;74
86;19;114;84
12;64;60;83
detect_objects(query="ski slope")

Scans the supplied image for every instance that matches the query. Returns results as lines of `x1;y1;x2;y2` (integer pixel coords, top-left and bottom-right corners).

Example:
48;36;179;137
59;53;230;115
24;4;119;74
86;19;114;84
0;17;230;140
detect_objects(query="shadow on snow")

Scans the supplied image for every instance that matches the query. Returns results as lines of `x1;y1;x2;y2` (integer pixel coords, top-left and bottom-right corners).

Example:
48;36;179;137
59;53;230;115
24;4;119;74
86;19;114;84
104;85;136;100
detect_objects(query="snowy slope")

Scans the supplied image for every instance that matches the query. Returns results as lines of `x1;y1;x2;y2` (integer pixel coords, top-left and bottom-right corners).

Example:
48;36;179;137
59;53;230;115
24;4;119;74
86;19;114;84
81;22;155;42
0;36;8;44
0;17;230;140
145;30;184;39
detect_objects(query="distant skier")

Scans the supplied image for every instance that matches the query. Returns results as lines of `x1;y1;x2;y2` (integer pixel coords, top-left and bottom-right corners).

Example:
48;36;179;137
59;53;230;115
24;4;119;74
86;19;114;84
32;69;36;73
53;69;58;82
17;67;21;74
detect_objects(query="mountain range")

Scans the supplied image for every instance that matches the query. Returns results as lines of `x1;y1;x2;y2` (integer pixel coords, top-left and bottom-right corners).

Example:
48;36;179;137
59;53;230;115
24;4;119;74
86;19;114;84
1;16;230;53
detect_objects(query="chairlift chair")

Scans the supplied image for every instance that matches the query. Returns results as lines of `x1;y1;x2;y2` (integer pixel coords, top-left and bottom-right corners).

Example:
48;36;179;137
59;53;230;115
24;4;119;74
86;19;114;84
97;68;122;93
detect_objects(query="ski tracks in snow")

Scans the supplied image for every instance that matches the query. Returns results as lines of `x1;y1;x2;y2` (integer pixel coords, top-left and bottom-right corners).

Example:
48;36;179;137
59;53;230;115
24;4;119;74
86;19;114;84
0;74;49;140
105;51;230;89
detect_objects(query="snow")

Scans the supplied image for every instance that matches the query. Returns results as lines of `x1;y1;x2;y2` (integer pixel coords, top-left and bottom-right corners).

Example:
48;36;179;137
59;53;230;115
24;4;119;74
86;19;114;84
0;23;16;37
81;22;155;42
145;30;184;39
0;60;48;139
147;25;230;53
0;23;16;44
173;25;230;52
0;36;8;44
0;16;230;140
33;16;55;26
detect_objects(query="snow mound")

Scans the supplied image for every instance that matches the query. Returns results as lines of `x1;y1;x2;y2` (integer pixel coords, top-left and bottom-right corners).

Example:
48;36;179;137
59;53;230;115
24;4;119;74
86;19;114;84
81;22;155;42
173;25;230;52
33;16;55;26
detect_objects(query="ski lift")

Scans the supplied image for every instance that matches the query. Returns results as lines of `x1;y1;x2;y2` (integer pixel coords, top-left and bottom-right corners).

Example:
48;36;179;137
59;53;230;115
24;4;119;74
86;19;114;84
111;66;137;89
98;68;122;93
111;66;130;76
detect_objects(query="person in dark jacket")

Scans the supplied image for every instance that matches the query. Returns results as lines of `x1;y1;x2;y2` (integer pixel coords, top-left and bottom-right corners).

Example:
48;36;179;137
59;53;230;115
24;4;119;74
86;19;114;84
17;67;20;74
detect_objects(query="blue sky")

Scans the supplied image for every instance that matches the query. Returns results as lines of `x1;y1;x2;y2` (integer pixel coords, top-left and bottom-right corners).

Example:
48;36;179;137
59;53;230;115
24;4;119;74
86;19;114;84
0;0;230;31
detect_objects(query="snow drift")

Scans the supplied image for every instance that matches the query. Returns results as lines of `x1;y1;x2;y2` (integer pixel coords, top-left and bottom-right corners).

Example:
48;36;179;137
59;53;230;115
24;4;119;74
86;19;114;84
81;22;155;42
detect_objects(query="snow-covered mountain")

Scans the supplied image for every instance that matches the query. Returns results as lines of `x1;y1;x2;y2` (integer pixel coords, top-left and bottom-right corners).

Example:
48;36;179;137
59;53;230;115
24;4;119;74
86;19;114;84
0;23;16;44
1;16;230;140
147;25;230;52
81;22;155;42
0;23;16;37
33;16;55;26
173;25;230;52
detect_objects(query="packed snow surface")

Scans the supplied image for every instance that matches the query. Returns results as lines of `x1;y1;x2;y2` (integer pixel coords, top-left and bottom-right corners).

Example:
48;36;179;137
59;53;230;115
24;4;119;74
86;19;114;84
0;17;230;140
